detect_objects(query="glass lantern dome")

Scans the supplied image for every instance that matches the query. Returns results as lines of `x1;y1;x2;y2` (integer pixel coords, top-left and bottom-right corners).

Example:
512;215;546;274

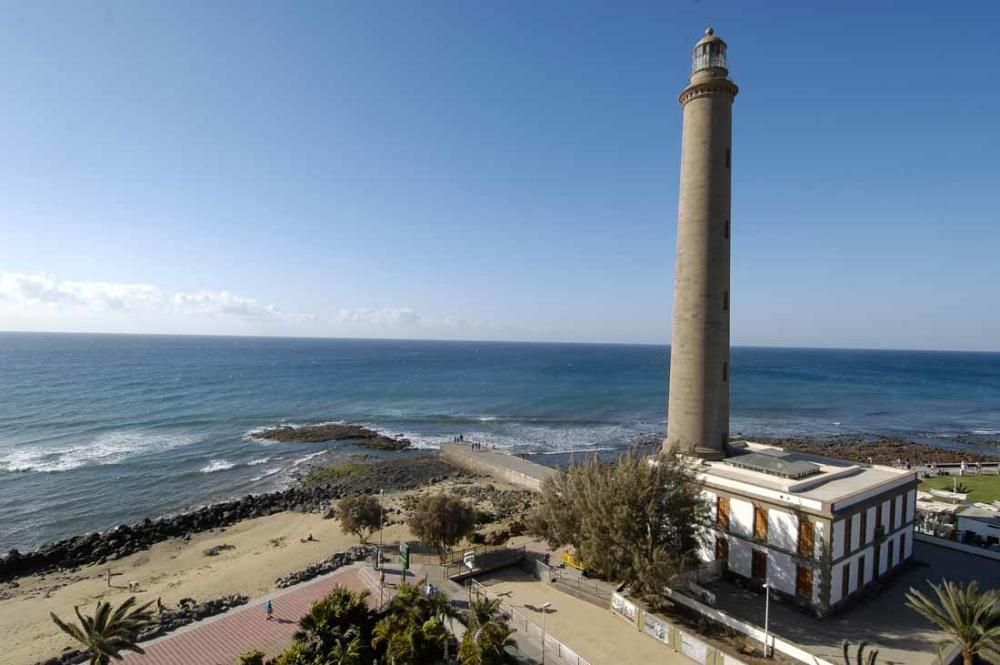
691;27;728;74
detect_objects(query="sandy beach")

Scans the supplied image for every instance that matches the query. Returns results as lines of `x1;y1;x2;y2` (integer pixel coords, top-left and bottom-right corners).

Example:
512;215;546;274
1;475;524;665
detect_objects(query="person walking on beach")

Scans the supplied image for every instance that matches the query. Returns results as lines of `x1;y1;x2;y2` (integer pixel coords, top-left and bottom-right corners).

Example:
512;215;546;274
266;600;273;621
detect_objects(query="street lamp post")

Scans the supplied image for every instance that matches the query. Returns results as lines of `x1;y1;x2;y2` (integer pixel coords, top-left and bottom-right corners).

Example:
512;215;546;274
540;602;551;665
377;489;385;566
761;582;771;658
377;489;385;606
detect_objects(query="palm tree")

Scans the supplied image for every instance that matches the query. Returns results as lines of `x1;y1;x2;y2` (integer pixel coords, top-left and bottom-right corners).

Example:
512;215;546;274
295;585;373;654
905;579;1000;665
459;597;515;665
841;640;879;665
372;612;420;665
329;629;365;665
425;589;460;659
50;596;154;665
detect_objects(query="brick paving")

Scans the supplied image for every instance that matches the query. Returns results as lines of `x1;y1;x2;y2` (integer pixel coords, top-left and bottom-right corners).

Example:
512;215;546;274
120;564;382;665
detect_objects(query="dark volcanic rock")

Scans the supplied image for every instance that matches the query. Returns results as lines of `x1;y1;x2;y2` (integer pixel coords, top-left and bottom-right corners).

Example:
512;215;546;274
2;455;466;582
202;543;235;557
251;422;410;451
274;545;376;588
754;435;994;466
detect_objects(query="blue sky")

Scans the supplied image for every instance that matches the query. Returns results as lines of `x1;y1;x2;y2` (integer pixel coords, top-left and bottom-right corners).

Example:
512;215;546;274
1;1;998;350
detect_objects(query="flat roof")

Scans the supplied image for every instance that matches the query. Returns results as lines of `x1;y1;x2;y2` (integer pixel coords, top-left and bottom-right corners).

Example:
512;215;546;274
697;441;916;514
957;505;1000;523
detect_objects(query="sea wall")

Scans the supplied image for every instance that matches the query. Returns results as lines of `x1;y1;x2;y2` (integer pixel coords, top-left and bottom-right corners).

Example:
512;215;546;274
439;442;558;492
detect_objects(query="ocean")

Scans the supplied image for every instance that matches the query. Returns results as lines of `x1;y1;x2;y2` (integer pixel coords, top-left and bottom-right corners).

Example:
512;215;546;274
1;332;998;552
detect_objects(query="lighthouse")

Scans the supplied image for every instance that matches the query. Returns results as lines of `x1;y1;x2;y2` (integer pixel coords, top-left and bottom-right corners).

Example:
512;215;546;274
664;28;738;460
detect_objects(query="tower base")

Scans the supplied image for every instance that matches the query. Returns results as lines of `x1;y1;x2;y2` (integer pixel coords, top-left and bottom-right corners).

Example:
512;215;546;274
662;439;727;461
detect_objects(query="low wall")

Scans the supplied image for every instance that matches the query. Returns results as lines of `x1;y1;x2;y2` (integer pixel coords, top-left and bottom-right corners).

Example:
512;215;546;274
662;589;837;665
610;592;749;665
439;442;558;492
915;532;1000;561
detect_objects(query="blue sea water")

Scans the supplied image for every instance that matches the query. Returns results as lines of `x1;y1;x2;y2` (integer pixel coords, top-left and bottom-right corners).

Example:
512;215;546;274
1;332;999;551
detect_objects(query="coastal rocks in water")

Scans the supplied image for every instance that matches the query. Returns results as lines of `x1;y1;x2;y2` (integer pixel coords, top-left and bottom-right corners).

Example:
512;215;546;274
755;435;995;466
275;545;376;588
251;423;410;451
1;455;467;582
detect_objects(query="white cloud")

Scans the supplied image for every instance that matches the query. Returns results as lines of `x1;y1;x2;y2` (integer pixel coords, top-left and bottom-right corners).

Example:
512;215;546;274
0;273;159;310
0;272;308;323
338;307;422;327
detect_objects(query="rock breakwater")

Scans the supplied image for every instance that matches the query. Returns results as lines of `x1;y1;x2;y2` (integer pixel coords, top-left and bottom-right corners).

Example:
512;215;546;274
274;545;375;588
2;456;464;581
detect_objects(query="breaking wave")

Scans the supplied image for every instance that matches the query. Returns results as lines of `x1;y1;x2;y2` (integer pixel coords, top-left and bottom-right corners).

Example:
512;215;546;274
200;459;236;473
0;430;200;473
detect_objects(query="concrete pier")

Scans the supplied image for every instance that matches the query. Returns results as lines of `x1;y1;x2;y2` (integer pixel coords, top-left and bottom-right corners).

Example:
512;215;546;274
439;442;558;492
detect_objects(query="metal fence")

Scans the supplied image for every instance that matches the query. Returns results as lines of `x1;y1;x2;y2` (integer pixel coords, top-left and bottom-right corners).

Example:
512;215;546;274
470;579;593;665
444;545;525;579
548;567;614;601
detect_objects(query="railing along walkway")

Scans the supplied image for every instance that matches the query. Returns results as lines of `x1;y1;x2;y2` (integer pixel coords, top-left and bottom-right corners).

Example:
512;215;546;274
470;578;593;665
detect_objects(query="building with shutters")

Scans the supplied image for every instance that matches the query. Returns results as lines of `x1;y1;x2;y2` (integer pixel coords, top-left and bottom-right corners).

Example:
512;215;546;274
694;441;918;615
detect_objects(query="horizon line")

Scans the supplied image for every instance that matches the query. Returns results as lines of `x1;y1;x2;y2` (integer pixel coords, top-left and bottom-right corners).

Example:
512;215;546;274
1;328;998;355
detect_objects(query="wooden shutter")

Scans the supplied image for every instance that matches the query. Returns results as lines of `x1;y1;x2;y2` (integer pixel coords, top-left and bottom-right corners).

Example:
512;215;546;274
754;506;768;541
798;519;814;557
717;496;730;530
796;566;813;599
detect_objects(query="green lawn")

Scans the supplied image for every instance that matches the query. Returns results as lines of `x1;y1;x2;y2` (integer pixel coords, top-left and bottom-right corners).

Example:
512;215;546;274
919;474;1000;503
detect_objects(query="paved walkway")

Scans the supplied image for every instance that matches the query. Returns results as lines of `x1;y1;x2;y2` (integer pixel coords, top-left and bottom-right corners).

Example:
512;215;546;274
472;567;694;665
120;563;394;665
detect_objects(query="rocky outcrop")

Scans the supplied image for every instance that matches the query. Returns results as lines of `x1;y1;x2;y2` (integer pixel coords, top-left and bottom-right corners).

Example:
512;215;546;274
754;435;994;466
251;423;410;451
2;456;465;581
274;545;376;588
35;594;249;665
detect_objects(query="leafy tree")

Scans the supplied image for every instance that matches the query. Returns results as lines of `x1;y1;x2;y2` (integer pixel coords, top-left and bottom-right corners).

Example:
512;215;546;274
50;596;154;665
528;449;708;606
459;597;514;665
408;494;476;553
337;494;383;544
906;579;1000;665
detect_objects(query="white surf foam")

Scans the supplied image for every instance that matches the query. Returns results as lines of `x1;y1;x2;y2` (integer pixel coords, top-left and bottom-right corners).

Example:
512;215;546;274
251;467;282;481
972;429;1000;436
291;451;325;467
200;459;236;473
0;430;200;473
246;457;271;466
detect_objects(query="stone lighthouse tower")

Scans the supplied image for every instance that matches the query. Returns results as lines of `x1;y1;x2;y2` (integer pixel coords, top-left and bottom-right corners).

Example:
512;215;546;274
664;28;738;460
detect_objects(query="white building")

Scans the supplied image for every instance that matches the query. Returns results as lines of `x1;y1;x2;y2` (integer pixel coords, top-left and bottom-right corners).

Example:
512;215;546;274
695;441;918;615
956;504;1000;545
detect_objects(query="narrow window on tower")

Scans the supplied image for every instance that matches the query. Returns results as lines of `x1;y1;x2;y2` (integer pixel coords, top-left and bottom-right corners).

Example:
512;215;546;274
724;290;729;311
724;219;730;239
723;362;728;382
726;148;731;169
